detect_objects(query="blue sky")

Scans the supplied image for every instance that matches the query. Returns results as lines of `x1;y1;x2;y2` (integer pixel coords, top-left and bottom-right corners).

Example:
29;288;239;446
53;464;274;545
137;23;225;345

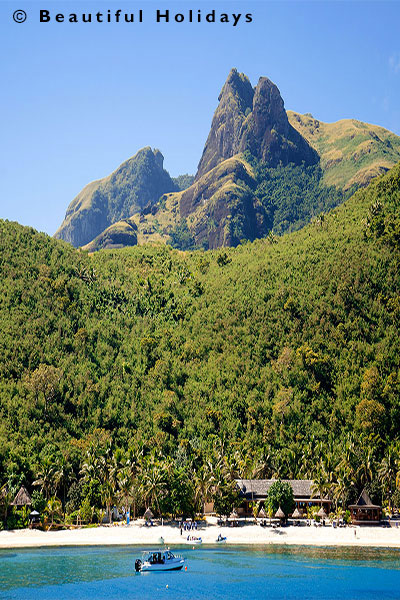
0;0;399;235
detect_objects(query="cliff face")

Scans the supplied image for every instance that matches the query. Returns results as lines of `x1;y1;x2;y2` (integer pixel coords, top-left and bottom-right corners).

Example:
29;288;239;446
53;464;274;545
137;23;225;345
196;69;254;179
196;69;317;180
55;147;176;247
181;156;261;249
239;77;318;167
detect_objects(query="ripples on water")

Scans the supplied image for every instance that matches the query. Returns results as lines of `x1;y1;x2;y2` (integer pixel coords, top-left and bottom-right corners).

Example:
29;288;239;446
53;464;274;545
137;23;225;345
1;545;400;599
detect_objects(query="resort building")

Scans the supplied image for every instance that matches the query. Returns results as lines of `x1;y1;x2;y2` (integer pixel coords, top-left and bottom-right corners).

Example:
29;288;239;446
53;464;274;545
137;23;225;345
234;479;332;517
348;489;382;525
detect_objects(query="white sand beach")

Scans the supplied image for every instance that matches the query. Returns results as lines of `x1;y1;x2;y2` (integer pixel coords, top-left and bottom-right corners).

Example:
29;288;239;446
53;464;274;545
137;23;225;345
1;519;400;549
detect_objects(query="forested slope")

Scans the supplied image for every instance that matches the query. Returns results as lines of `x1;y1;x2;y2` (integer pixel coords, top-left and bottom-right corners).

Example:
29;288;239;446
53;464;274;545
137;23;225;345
1;162;400;513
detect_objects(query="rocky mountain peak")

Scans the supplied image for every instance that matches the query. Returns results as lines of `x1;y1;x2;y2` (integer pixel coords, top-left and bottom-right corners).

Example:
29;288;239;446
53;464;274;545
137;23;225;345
218;68;254;112
252;76;287;133
195;69;254;179
55;146;176;247
196;70;318;180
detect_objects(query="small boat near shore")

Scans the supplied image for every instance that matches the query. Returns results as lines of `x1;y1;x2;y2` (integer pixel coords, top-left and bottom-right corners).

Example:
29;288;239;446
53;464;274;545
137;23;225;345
135;550;185;572
186;535;202;544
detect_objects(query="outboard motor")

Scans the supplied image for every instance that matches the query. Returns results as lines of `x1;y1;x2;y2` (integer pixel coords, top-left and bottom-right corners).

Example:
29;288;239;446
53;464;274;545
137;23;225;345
135;559;142;573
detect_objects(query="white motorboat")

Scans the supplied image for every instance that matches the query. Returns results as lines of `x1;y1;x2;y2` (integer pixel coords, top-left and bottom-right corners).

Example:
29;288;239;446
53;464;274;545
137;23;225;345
135;550;185;572
185;535;202;544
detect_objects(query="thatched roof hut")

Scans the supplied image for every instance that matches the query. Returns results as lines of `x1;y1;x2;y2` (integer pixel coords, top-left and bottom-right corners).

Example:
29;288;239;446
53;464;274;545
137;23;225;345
258;507;267;518
144;507;154;519
229;509;239;519
317;506;328;519
11;486;32;507
275;506;285;519
292;507;302;518
348;489;381;525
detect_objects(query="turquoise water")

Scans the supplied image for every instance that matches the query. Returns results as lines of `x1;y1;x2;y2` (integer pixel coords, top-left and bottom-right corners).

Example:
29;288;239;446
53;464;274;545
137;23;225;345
1;545;400;599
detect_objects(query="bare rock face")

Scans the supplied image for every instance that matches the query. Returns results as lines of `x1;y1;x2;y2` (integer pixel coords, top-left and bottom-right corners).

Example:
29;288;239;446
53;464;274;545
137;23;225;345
196;70;317;180
178;155;268;249
196;69;254;179
239;77;318;166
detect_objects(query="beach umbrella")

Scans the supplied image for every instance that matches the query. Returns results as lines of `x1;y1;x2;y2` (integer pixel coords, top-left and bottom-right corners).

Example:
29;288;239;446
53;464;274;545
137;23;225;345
258;507;267;518
275;507;285;519
317;507;328;519
229;510;239;519
29;509;40;522
292;508;302;518
144;508;154;520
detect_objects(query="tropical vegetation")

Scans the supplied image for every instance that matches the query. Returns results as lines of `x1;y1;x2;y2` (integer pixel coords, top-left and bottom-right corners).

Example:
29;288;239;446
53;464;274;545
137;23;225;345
1;161;400;528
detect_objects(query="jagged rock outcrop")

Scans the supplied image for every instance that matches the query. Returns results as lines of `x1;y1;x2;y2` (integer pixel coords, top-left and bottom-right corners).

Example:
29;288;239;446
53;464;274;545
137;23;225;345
239;77;318;167
181;156;262;248
55;147;176;247
196;69;317;180
196;69;254;179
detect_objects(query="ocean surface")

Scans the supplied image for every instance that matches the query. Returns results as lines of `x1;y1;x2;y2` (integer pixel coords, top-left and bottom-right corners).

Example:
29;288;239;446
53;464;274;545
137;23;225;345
0;545;400;599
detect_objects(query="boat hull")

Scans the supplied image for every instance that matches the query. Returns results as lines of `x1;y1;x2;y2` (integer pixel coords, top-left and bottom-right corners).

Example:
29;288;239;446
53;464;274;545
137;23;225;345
141;560;185;572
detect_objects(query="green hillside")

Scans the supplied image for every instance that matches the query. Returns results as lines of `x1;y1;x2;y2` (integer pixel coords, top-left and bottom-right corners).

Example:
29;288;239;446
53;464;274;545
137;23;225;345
288;111;400;189
1;162;400;520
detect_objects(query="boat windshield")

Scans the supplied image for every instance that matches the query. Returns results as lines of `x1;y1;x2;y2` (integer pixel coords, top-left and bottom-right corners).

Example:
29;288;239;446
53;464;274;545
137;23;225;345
146;552;164;564
143;550;178;564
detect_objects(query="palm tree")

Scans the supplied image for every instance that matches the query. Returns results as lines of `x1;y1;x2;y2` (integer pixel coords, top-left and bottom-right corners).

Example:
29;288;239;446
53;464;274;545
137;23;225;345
193;463;214;514
54;456;75;516
45;496;63;529
311;460;332;510
118;467;135;517
33;458;57;499
139;458;167;516
101;481;116;524
379;449;399;510
356;443;376;489
332;466;354;511
251;448;273;479
0;484;14;529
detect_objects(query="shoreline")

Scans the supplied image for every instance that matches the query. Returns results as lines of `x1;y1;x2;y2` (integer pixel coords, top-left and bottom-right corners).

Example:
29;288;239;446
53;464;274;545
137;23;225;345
1;520;400;550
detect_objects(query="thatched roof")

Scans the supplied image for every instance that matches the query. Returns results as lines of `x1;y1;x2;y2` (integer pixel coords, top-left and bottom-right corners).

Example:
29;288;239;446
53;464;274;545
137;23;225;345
236;479;327;501
11;485;32;506
258;507;267;518
229;510;239;519
349;489;381;509
144;507;154;519
317;507;328;518
292;507;302;518
275;506;285;519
